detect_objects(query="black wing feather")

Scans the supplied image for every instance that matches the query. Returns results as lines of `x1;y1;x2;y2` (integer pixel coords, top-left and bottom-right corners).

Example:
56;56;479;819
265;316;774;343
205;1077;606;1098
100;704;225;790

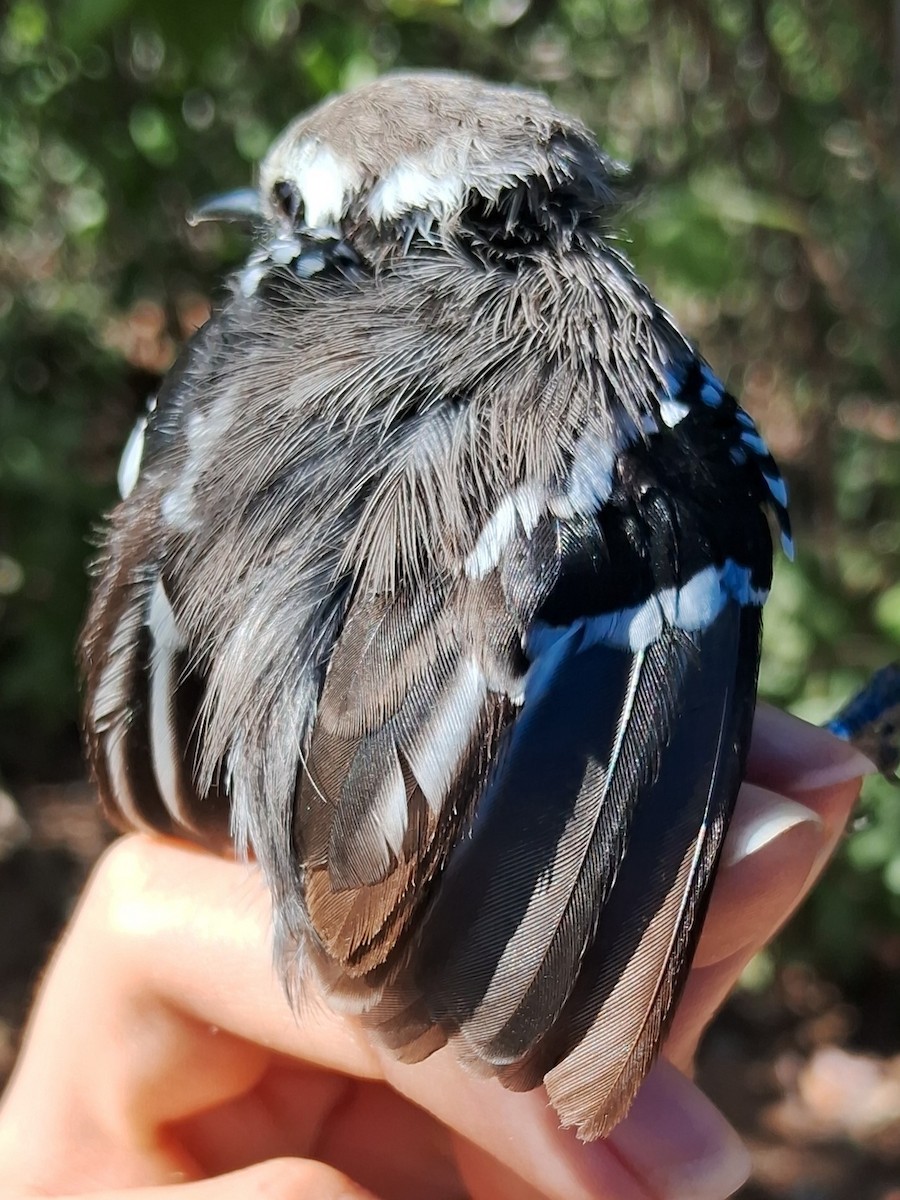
513;603;760;1136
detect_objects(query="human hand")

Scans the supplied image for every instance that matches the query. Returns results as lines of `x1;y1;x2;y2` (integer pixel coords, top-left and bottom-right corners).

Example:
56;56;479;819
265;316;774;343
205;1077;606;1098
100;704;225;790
0;706;872;1200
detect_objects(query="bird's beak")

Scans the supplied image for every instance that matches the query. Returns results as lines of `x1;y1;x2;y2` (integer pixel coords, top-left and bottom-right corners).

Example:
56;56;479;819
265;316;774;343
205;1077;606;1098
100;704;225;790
187;188;263;227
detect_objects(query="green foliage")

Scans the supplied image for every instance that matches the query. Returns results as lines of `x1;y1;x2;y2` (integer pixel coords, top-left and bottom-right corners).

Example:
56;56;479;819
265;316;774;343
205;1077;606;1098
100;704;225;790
2;0;899;969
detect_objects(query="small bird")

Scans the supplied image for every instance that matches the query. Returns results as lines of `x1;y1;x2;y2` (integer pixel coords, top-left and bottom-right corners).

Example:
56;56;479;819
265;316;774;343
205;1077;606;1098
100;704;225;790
81;72;791;1138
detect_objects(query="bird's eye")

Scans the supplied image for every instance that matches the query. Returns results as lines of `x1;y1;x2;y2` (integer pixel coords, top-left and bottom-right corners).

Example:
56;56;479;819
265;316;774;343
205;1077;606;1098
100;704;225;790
272;180;304;224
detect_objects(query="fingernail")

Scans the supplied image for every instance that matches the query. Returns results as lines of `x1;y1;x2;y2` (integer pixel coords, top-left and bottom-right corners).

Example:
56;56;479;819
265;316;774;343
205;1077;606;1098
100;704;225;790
750;704;877;794
696;786;824;969
606;1061;750;1200
723;788;822;867
788;750;877;792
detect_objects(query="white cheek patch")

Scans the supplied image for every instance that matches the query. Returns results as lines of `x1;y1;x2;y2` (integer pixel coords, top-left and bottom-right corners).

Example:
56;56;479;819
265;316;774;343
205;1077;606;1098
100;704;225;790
267;140;361;229
369;160;467;222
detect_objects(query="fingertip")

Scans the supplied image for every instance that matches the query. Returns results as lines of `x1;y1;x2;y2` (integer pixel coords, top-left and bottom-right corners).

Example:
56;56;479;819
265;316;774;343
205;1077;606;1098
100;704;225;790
180;1158;382;1200
606;1062;750;1200
381;1053;653;1200
692;786;824;970
748;704;875;797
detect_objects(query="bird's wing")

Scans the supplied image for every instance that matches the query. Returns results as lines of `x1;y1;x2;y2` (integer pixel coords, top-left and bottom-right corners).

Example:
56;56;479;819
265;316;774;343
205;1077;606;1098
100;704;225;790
81;319;235;846
295;356;785;1136
83;322;786;1137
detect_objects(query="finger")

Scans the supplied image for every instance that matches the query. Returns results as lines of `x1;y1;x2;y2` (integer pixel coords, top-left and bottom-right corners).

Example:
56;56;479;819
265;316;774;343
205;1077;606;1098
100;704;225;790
54;1158;382;1200
665;949;755;1073
0;837;385;1191
692;783;825;969
690;708;871;974
32;837;748;1200
380;1053;750;1200
747;703;875;799
667;772;865;1068
176;1067;465;1200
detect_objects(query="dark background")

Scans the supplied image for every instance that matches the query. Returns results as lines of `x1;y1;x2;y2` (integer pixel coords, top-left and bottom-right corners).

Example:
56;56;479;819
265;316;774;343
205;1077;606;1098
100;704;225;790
1;1;899;1195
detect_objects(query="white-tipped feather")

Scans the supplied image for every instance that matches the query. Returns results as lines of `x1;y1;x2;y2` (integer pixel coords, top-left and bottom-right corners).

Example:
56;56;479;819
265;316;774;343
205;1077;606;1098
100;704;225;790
147;579;192;826
402;658;487;812
117;416;147;499
764;471;789;507
658;397;690;428
465;484;547;579
93;602;158;833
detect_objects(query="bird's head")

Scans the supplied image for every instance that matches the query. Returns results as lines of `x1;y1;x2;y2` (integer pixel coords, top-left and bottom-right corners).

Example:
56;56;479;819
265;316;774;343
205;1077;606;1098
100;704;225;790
195;73;626;286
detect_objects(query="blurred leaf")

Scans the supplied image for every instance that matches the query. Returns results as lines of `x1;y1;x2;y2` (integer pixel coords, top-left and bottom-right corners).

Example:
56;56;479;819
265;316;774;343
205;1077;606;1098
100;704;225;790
57;0;135;46
874;583;900;645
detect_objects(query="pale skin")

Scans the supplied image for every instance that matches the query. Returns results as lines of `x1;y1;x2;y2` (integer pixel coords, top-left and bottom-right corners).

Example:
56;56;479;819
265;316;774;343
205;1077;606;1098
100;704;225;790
0;707;873;1200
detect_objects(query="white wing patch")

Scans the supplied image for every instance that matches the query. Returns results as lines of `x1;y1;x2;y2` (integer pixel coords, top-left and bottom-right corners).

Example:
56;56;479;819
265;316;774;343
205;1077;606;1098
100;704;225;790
465;483;546;579
465;428;628;578
658;397;690;428
662;564;723;630
401;658;487;813
549;427;618;519
528;560;769;664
